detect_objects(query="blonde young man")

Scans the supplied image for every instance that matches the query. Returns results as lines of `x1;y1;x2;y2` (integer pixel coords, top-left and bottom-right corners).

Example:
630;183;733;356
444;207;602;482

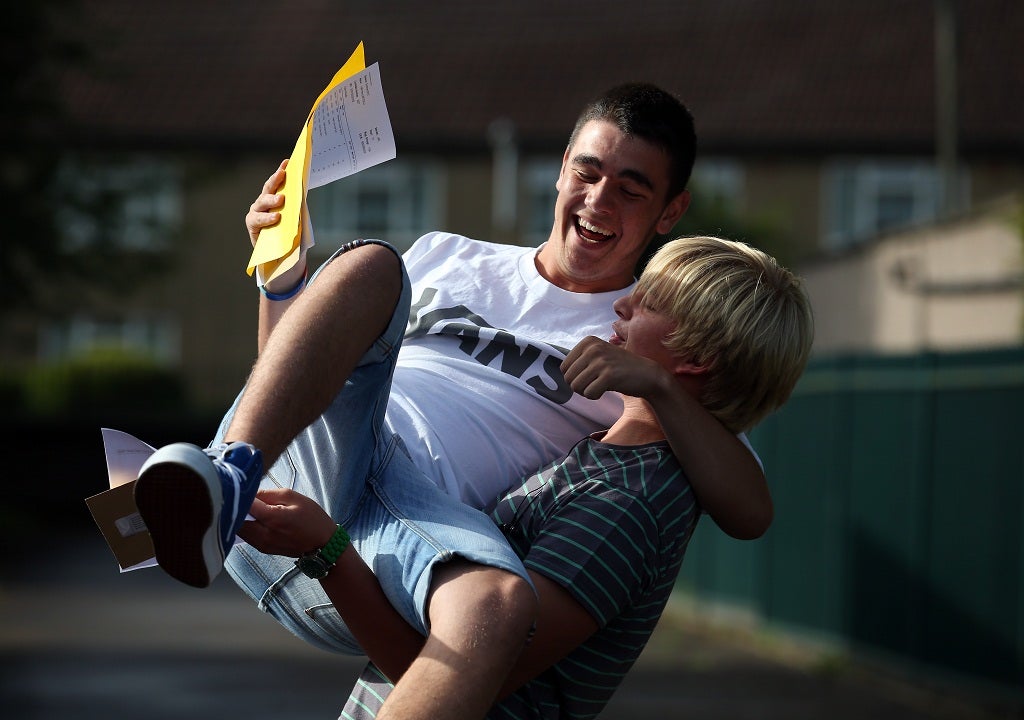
244;236;814;719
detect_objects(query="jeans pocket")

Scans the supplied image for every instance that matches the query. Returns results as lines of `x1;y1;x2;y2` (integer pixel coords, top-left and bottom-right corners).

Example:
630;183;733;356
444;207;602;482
304;602;363;654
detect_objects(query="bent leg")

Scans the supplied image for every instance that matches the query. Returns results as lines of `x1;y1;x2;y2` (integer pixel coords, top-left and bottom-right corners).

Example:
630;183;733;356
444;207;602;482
226;241;402;464
139;240;405;589
377;560;538;720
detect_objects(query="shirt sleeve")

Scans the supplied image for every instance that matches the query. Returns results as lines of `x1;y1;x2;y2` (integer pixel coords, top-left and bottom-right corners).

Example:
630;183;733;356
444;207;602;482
339;662;392;719
522;487;660;628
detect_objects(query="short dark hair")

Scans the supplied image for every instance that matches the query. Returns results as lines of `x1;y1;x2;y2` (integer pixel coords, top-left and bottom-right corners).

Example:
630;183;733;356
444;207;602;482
567;83;697;199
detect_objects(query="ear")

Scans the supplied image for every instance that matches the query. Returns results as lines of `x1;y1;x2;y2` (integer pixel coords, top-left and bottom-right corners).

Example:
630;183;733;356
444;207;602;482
656;190;691;235
555;146;571;193
671;357;709;378
668;357;710;400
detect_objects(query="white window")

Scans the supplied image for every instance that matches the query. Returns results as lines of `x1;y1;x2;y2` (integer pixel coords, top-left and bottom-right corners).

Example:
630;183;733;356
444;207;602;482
306;160;444;255
823;161;964;250
54;156;182;251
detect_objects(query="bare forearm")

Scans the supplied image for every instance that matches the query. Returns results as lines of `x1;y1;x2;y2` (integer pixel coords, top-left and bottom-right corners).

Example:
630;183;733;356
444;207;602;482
561;337;773;538
257;292;298;353
242;491;424;681
321;550;425;683
647;374;773;539
255;257;307;352
247;159;310;354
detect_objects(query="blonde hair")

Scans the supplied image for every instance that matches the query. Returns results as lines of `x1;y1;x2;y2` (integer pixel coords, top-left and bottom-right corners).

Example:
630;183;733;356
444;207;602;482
635;236;814;433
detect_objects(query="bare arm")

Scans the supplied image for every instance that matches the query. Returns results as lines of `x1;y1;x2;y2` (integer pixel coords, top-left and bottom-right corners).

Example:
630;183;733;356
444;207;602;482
238;488;425;682
495;571;598;698
641;366;773;538
240;488;599;696
245;159;310;353
561;336;773;539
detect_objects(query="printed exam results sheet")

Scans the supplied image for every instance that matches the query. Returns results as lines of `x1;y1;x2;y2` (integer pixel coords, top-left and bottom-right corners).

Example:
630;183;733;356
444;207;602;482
308;62;395;190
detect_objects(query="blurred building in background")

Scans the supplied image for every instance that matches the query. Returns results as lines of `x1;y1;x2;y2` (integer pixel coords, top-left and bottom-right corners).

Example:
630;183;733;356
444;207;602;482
4;0;1023;701
5;0;1021;412
804;195;1022;354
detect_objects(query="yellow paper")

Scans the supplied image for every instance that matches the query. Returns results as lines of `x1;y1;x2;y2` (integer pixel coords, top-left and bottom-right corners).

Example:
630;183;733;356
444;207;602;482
247;42;367;281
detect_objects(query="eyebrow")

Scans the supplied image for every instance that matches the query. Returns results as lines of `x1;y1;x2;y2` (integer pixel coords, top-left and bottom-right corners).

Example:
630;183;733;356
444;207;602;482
571;153;655;191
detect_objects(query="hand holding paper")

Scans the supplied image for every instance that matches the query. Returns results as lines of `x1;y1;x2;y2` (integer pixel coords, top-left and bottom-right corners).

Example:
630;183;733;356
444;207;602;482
247;42;397;284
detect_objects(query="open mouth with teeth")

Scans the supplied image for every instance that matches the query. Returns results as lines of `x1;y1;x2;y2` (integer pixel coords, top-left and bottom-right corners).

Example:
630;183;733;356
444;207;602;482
575;216;614;242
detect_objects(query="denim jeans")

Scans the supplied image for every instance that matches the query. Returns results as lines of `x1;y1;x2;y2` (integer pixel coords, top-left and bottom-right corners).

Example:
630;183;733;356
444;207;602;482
219;239;530;654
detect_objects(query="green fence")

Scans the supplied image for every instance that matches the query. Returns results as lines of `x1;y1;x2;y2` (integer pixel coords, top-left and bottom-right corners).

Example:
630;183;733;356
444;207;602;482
677;348;1024;693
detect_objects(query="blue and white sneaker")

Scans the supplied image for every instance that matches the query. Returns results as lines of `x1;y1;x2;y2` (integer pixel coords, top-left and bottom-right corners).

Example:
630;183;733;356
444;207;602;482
134;441;263;588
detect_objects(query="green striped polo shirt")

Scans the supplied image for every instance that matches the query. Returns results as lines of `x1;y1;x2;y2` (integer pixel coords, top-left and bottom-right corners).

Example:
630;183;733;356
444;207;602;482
485;436;699;719
339;436;699;720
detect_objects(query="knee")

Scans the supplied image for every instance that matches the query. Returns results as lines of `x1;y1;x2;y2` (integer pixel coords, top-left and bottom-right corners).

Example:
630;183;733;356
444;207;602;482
330;241;400;278
428;563;538;652
484;571;538;640
459;569;537;641
354;241;402;277
318;241;402;301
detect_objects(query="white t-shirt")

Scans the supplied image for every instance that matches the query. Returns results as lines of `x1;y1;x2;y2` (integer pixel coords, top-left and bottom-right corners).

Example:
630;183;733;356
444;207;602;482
383;232;628;509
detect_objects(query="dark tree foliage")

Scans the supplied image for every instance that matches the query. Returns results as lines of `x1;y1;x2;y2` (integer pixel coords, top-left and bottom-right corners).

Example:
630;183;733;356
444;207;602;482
636;185;791;277
0;0;169;321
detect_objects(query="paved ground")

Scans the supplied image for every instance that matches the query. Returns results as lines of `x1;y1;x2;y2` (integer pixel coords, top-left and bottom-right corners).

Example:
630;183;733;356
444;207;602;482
1;527;1018;719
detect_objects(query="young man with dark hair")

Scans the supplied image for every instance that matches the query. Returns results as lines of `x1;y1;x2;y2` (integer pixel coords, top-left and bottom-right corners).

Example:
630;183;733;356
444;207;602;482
131;83;772;720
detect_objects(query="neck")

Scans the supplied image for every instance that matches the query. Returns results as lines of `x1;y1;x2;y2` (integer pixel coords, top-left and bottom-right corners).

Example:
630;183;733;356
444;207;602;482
533;244;634;294
601;397;666;445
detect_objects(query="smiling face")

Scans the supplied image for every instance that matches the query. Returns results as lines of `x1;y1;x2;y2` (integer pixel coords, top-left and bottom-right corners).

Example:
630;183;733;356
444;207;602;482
535;120;690;294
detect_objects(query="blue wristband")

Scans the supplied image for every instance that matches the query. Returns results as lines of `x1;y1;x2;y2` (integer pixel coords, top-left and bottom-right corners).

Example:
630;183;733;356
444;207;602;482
259;268;308;301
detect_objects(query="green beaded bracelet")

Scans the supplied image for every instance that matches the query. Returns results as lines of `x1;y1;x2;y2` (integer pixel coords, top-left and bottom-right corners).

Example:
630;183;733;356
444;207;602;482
320;524;350;565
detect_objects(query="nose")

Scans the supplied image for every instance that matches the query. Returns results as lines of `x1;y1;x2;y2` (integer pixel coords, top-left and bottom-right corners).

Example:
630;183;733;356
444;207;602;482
586;178;614;214
612;293;633;319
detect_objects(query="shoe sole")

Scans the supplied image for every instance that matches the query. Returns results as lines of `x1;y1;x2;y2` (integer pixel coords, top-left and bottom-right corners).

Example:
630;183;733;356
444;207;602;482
134;444;224;588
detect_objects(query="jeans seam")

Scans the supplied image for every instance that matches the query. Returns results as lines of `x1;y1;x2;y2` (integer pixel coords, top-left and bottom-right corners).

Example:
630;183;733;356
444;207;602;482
367;466;452;560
